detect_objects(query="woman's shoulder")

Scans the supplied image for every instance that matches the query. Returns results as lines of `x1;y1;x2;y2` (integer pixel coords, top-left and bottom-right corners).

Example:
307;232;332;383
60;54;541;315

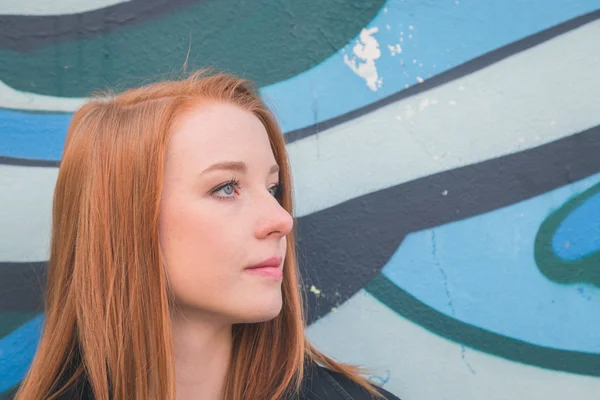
300;363;401;400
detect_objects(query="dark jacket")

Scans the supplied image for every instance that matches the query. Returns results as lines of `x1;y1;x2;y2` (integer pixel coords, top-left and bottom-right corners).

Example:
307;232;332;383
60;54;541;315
300;363;401;400
55;363;400;400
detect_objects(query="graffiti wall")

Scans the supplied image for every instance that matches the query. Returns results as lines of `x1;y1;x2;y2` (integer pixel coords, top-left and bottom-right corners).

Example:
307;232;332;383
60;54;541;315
1;1;599;398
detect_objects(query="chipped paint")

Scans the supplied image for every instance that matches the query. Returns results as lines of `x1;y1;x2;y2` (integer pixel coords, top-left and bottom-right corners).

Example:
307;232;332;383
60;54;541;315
387;44;402;56
344;27;382;91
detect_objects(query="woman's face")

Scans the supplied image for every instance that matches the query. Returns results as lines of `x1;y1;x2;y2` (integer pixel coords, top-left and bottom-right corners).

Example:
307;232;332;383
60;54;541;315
159;102;293;324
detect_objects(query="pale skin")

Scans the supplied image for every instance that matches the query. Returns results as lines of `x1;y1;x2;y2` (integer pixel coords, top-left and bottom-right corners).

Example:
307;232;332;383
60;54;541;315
159;102;294;400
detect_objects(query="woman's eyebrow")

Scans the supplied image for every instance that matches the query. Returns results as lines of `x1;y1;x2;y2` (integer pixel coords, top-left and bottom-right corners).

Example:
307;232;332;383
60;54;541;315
200;161;279;176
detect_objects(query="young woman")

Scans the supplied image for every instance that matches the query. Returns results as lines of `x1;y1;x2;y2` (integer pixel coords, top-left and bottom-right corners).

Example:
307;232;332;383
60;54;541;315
15;71;401;400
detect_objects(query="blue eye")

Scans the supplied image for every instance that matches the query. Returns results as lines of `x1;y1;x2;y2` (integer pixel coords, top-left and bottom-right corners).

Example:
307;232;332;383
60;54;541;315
211;178;241;200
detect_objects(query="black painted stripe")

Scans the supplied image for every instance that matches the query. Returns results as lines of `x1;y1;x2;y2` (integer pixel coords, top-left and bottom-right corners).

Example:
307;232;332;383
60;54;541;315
0;156;59;168
0;262;45;313
284;9;600;144
366;274;600;376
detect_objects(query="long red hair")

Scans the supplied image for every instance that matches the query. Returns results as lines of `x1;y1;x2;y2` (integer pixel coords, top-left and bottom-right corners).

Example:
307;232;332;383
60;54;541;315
15;71;384;400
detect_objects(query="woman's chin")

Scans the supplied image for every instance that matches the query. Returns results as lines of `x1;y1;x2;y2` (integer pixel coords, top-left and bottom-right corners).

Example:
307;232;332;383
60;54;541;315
235;293;284;324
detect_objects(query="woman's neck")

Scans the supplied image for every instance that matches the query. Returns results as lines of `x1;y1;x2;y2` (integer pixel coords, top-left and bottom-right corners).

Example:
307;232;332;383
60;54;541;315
171;311;233;400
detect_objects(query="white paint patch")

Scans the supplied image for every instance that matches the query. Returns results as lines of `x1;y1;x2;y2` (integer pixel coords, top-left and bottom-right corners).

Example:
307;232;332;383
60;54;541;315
0;0;130;16
306;290;600;400
0;80;87;112
344;27;383;91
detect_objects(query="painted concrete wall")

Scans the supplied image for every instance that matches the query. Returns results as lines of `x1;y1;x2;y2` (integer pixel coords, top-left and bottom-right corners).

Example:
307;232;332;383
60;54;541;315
1;1;599;398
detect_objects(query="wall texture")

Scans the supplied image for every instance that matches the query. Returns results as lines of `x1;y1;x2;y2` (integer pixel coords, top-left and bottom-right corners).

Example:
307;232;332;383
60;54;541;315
1;1;599;398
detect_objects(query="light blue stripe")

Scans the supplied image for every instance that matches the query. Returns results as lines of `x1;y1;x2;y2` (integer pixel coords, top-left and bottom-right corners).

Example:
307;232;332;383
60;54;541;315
0;110;71;162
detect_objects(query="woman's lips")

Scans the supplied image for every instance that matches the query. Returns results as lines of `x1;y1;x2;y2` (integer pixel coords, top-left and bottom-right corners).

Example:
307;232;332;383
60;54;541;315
245;256;283;278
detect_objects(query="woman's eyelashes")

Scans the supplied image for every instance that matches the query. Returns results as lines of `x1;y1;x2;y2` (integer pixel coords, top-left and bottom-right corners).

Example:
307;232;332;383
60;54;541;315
210;178;284;201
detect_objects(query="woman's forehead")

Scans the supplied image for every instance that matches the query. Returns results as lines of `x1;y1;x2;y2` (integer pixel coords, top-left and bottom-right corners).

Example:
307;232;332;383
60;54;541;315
166;103;277;172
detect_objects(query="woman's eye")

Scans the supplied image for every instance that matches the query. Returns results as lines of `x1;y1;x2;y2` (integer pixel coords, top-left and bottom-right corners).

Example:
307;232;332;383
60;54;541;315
269;183;284;198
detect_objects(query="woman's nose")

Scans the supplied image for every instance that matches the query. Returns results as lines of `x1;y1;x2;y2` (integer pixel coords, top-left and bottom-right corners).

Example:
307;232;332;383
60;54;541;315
254;193;294;239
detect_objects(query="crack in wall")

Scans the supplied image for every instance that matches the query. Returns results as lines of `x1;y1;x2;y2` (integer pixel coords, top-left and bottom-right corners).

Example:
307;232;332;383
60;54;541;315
311;79;321;159
432;229;476;375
